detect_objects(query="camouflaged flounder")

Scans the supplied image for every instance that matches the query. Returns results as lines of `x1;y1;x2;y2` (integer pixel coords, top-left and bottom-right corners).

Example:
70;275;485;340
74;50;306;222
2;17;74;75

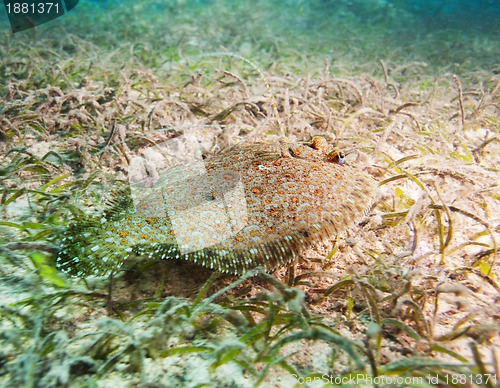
57;137;377;277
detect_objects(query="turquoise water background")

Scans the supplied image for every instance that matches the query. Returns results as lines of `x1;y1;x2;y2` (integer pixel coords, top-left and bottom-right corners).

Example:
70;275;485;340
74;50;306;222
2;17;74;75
1;0;498;72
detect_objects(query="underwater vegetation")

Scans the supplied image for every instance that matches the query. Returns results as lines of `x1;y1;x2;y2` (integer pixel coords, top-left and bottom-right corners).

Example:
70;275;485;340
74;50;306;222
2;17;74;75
0;0;499;386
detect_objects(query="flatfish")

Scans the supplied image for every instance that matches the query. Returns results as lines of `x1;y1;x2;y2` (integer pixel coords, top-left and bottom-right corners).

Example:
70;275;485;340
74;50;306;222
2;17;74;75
57;136;377;276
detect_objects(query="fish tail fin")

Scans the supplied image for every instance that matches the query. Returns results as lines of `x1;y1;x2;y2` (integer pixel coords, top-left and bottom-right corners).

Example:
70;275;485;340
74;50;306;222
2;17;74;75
57;216;130;277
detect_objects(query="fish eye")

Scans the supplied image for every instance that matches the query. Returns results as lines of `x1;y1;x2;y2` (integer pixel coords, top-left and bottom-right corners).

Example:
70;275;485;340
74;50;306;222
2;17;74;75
337;151;346;165
325;149;345;165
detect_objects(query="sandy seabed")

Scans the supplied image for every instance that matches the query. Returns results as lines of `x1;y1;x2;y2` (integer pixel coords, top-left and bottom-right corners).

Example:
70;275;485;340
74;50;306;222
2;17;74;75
0;1;499;386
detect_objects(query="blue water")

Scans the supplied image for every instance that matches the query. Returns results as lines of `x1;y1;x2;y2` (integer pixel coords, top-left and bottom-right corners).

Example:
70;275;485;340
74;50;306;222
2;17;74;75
79;0;500;32
0;0;498;70
315;0;500;30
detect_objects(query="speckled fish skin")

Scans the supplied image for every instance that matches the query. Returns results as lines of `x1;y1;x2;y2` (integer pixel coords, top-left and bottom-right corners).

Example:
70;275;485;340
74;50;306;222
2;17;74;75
57;137;377;277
